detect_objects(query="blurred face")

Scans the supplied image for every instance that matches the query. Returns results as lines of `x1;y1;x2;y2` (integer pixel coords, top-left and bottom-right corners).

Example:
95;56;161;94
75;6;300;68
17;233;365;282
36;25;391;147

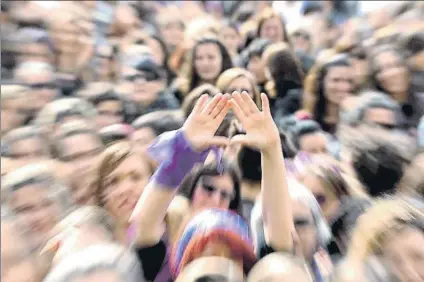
60;133;103;204
298;133;328;155
161;21;184;49
95;45;114;81
19;43;54;65
9;185;61;244
147;38;165;66
95;100;124;130
324;65;354;106
19;70;58;112
74;270;122;282
101;154;152;223
350;56;369;89
364;107;397;130
1;223;39;282
131;127;157;153
225;76;255;100
292;200;317;260
9;137;45;165
382;226;424;282
293;34;311;53
120;66;164;106
247;56;266;83
260;17;283;43
220;26;240;56
302;174;338;221
192;174;235;212
1;98;29;136
194;43;223;82
375;51;410;97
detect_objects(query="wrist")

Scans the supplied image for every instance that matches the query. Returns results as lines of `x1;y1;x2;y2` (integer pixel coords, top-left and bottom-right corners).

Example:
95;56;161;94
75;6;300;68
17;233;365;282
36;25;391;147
261;139;283;159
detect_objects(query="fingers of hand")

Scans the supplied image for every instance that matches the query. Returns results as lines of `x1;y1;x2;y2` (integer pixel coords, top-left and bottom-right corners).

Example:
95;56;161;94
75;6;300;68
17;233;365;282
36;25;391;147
214;101;231;123
207;136;230;148
192;94;209;115
241;91;259;114
202;93;223;115
260;93;271;116
232;91;251;117
229;99;246;123
229;134;250;147
210;94;230;119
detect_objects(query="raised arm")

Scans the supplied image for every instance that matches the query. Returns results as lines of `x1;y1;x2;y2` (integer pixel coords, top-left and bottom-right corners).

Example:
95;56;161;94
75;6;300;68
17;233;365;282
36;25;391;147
230;91;293;252
130;94;230;246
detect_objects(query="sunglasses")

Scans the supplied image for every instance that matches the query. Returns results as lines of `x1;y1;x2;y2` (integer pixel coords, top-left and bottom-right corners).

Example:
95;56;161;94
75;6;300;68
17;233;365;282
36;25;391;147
123;73;158;82
201;183;235;202
28;82;57;90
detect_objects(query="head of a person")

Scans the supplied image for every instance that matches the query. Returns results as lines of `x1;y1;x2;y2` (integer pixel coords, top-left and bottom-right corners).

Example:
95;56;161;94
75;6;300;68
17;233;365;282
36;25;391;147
188;36;233;91
171;209;256;279
347;44;370;90
182;84;221;119
178;160;242;214
15;27;56;65
288;120;328;155
263;42;304;98
289;179;332;260
95;142;154;224
216;68;260;106
349;128;410;197
131;111;184;153
242;38;272;84
87;88;126;130
1;212;42;282
356;91;400;130
369;45;411;99
2;163;73;246
0;84;31;135
312;54;354;126
99;124;134;147
401;31;424;71
291;29;312;54
50;206;116;264
14;61;59;113
158;13;185;50
120;55;166;106
42;243;144;282
51;121;104;204
175;257;244;282
219;20;241;57
256;8;289;44
145;34;169;68
247;253;312;282
34;97;97;136
1;125;49;166
347;198;424;282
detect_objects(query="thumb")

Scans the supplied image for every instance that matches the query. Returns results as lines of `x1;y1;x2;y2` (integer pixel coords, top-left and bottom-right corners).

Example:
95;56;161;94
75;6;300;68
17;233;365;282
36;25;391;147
229;134;252;147
203;136;230;148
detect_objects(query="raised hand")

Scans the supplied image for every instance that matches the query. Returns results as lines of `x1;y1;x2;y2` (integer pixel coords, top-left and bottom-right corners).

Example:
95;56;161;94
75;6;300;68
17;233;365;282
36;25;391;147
229;91;280;153
183;93;231;151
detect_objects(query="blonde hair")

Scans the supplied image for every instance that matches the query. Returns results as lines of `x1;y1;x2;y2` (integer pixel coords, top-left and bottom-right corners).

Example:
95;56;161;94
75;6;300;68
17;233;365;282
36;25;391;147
347;197;424;263
216;68;261;107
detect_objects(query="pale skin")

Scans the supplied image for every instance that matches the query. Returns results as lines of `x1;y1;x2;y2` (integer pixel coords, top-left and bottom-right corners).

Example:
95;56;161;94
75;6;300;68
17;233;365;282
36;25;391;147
130;91;293;253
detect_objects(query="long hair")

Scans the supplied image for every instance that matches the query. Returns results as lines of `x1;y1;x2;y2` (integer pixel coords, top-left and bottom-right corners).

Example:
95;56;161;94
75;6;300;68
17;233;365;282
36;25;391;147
187;37;233;93
256;7;291;45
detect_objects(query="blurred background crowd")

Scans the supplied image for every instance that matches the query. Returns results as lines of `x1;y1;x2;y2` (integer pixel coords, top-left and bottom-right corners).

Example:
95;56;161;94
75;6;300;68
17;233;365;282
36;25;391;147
1;1;424;282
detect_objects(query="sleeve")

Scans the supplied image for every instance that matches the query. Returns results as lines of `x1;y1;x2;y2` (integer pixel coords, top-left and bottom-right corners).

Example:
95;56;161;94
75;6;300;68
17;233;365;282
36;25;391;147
136;240;167;281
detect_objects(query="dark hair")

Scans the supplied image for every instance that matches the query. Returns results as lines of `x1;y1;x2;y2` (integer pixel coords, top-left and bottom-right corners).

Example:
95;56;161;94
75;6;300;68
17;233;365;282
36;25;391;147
369;45;410;95
264;43;304;98
99;124;133;147
295;51;315;76
351;133;409;197
132;111;183;137
188;37;233;92
401;31;424;58
288;119;323;151
237;146;262;182
146;33;175;85
178;160;242;214
238;38;272;68
195;275;231;282
89;90;121;106
130;55;166;81
314;54;351;130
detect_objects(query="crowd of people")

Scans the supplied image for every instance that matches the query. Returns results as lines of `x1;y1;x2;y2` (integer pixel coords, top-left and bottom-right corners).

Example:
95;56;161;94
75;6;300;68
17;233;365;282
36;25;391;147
1;1;424;282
